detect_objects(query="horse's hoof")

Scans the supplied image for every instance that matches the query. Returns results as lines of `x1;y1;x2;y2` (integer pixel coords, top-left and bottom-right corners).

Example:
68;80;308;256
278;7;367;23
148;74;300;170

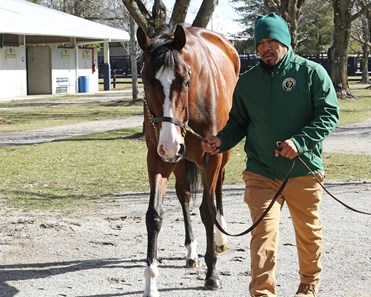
204;277;222;290
185;258;199;268
215;243;229;253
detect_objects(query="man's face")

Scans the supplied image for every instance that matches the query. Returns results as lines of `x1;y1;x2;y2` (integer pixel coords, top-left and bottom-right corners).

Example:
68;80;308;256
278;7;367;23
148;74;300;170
257;38;288;66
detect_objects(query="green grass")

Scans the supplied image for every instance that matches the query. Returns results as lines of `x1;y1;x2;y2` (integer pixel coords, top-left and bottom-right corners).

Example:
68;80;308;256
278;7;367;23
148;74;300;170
0;98;143;133
0;128;147;210
338;82;371;125
0;128;369;211
0;80;369;211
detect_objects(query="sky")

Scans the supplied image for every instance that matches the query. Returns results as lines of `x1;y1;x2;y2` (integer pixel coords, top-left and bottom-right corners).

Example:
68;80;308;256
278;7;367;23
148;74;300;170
162;0;243;36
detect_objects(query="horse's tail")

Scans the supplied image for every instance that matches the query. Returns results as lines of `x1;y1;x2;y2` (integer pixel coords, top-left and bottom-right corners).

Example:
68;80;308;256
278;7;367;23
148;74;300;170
185;160;200;195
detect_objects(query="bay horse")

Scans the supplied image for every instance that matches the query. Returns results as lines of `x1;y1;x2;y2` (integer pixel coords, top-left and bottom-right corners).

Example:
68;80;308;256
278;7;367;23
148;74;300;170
137;24;240;297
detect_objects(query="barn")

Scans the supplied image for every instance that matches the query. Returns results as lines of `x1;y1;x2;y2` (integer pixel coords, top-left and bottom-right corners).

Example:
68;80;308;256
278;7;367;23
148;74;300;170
0;0;129;99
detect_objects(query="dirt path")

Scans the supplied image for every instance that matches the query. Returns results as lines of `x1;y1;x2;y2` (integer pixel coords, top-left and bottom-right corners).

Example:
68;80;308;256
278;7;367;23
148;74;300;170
0;116;144;146
323;118;371;155
0;183;370;297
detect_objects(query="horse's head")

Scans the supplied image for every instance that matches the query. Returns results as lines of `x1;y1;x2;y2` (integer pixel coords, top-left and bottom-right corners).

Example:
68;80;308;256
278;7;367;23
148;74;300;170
138;25;190;163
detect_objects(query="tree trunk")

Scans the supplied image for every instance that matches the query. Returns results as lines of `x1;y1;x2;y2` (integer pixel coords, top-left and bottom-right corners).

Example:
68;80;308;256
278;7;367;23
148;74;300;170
328;0;354;99
121;0;217;35
361;43;370;84
192;0;218;28
170;0;192;28
360;8;370;84
129;16;139;102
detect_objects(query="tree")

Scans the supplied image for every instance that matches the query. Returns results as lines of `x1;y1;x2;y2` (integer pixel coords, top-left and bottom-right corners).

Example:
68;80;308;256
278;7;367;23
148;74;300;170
296;0;333;54
232;0;333;54
263;0;307;50
352;0;371;84
121;0;219;36
328;0;371;99
232;0;265;42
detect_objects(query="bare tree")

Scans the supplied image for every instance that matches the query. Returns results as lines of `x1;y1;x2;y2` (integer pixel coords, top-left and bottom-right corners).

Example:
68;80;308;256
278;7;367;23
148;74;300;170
121;0;219;36
328;0;371;99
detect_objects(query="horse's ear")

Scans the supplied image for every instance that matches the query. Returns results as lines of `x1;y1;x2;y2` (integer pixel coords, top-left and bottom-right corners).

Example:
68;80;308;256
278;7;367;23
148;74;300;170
173;25;186;51
137;26;150;51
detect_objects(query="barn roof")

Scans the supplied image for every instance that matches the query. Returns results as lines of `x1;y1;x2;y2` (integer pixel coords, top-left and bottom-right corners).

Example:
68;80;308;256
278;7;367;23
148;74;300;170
0;0;130;45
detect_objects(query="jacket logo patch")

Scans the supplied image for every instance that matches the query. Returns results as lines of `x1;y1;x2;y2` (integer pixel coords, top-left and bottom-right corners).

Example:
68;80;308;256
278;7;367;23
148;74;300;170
282;78;296;92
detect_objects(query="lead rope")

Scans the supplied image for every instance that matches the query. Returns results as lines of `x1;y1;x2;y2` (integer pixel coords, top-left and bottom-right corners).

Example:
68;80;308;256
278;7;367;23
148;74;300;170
205;152;370;238
297;156;371;215
205;153;295;237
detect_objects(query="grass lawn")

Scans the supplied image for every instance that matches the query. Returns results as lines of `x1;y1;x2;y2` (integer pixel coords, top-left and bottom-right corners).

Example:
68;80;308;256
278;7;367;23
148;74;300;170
0;80;369;211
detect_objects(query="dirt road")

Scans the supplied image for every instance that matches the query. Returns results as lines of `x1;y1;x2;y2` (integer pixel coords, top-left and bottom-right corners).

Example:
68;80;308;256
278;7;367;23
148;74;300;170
0;182;370;297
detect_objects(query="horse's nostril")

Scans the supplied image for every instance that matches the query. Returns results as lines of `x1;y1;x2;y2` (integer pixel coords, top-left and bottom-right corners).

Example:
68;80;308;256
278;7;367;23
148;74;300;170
158;144;166;156
178;143;186;155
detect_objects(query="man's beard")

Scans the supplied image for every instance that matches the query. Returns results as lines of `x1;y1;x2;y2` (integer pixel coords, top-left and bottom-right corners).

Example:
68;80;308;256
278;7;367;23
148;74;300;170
260;60;278;72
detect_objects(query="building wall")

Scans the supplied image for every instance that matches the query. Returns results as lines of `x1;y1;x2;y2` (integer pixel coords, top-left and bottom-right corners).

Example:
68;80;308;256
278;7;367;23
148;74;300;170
50;47;99;94
77;48;99;93
0;46;27;98
51;47;76;94
1;45;101;99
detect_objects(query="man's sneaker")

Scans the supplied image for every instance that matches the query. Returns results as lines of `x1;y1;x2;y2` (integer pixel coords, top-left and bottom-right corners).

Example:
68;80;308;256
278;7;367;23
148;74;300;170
294;283;319;297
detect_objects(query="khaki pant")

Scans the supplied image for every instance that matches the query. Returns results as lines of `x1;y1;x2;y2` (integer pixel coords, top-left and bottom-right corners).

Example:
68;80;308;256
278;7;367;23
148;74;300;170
243;171;324;297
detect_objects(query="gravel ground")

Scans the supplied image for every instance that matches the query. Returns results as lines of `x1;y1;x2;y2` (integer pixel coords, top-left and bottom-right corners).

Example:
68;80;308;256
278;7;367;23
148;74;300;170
0;95;370;297
0;183;370;297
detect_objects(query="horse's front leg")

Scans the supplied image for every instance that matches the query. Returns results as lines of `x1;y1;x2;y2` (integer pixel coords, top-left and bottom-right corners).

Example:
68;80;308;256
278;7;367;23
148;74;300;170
199;154;223;290
143;173;169;297
174;162;199;268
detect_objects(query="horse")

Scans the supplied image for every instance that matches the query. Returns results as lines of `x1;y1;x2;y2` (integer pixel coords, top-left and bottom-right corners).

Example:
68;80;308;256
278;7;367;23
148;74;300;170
137;24;240;297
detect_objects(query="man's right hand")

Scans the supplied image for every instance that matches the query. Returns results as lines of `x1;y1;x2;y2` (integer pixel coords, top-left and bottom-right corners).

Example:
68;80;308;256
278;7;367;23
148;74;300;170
202;136;221;155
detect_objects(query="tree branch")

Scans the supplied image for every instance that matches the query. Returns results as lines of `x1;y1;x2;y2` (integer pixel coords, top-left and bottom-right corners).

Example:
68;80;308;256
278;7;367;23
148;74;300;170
192;0;218;28
351;2;371;22
170;0;192;28
121;0;152;33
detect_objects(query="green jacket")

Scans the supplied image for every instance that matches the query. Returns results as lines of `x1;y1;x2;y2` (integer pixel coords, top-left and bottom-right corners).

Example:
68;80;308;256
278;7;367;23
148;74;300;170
217;48;339;179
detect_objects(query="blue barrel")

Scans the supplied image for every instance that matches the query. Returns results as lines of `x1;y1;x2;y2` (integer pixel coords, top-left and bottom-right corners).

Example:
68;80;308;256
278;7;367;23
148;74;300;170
78;76;89;93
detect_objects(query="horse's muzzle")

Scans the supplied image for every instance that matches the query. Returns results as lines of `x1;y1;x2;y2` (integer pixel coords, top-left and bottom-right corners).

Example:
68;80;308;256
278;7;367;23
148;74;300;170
159;143;186;163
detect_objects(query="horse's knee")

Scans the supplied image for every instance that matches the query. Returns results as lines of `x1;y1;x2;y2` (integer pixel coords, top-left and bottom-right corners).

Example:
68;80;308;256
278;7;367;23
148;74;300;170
146;209;163;232
143;262;160;297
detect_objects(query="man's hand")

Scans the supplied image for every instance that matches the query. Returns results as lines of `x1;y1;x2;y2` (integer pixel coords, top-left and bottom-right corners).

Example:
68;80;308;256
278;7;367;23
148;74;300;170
275;139;298;160
202;136;221;155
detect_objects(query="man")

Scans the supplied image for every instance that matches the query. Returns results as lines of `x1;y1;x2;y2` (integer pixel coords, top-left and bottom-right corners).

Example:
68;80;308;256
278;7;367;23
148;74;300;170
202;12;339;297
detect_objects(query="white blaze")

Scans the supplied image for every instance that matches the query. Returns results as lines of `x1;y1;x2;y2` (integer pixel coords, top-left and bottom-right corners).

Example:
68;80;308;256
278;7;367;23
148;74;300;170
155;66;184;161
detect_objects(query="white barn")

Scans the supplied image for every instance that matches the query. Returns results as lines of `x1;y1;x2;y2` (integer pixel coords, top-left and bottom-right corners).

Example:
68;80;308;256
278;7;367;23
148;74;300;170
0;0;130;99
